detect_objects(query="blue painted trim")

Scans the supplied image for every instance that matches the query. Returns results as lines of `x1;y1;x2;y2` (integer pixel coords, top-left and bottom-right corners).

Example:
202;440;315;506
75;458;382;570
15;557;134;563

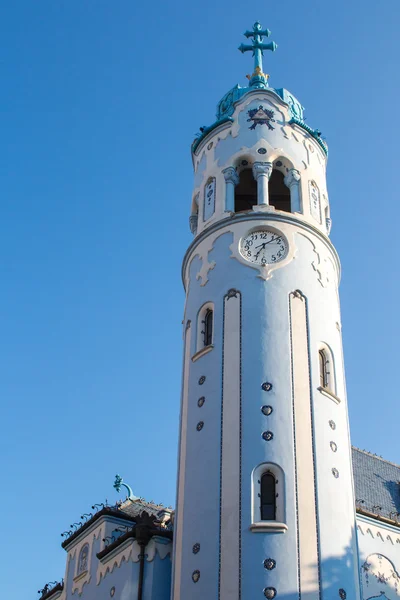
289;118;328;156
191;118;234;154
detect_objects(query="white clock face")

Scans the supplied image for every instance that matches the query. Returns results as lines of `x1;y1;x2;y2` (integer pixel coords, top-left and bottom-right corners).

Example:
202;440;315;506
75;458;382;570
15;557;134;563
240;229;288;265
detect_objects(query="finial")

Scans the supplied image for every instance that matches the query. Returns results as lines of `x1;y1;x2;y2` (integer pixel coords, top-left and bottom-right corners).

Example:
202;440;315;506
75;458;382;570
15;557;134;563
113;474;137;501
238;21;277;88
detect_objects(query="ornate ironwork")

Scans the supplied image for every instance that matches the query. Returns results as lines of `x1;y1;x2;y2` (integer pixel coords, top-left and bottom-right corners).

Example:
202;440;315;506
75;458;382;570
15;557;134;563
113;474;137;501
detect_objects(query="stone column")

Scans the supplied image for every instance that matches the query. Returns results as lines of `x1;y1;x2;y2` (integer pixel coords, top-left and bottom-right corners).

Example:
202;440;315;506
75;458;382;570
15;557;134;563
252;162;273;205
222;167;239;212
284;168;301;212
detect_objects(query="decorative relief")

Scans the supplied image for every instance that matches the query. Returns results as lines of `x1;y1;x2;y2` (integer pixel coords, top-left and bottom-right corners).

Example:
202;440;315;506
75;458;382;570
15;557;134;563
264;587;277;598
192;543;200;554
247;106;275;130
203;177;216;221
360;553;400;598
309;180;322;223
264;558;276;570
297;232;338;289
262;405;273;416
329;420;336;430
330;441;338;452
192;570;200;583
97;538;172;584
262;382;273;392
332;468;339;479
258;147;267;154
226;288;239;300
197;397;205;407
196;421;204;431
198;376;206;385
262;431;274;441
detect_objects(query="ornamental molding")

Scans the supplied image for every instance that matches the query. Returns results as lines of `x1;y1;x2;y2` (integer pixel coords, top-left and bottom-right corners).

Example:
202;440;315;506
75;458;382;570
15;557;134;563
70;525;104;596
357;520;400;544
187;231;230;288
182;211;340;290
96;537;172;585
297;232;338;289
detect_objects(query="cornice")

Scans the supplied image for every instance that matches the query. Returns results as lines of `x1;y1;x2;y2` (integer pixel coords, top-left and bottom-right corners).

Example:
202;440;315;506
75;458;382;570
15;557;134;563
181;212;340;290
62;510;135;551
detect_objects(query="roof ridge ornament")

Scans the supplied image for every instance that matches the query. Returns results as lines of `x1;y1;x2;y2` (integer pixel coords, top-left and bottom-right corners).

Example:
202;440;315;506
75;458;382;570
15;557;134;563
113;474;138;501
238;21;277;88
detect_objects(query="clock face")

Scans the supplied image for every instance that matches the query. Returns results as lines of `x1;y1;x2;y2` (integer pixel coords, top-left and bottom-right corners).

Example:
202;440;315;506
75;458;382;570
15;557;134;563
240;229;288;265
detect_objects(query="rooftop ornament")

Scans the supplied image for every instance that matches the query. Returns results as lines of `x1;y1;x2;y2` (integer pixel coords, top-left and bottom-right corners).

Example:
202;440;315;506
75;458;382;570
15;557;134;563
113;474;138;501
238;21;277;88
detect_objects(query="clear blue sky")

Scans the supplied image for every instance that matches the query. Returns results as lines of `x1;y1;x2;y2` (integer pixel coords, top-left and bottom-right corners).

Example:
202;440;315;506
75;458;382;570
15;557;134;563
1;1;399;597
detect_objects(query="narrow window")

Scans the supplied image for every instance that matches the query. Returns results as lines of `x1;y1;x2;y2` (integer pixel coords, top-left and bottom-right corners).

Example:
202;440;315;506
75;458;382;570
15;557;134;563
78;544;89;575
234;169;257;212
319;349;330;389
202;309;213;347
269;170;291;212
260;472;276;520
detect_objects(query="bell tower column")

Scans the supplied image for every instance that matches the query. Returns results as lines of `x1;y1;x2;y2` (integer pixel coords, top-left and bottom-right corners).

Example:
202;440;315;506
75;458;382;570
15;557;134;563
172;21;361;600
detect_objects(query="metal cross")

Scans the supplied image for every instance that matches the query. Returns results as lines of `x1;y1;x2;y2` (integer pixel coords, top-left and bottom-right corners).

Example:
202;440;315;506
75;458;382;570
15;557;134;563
238;21;277;84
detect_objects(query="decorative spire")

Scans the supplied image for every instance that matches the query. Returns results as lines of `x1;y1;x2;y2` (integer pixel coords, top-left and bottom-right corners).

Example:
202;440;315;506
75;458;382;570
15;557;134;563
238;21;277;88
113;474;137;501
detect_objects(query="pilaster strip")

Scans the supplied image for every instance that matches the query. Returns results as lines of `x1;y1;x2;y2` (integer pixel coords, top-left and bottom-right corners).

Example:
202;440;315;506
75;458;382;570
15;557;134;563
172;320;192;600
219;290;242;600
289;292;321;599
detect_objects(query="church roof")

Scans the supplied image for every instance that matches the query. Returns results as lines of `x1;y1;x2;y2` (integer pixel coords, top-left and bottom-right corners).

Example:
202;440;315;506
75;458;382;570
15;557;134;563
352;447;400;523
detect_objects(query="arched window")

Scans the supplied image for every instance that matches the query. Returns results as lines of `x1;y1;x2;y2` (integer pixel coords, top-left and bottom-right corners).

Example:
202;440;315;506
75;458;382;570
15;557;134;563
318;345;335;394
77;544;89;575
203;177;216;221
203;309;213;347
260;472;276;520
319;349;329;389
251;463;286;532
269;170;291;212
234;168;257;212
195;302;214;356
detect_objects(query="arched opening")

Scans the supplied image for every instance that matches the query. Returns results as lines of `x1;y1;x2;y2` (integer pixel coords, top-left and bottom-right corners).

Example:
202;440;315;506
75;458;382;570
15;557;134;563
196;302;214;353
318;345;335;393
319;349;329;389
269;170;291;212
78;544;89;575
260;472;276;520
234;169;257;212
203;309;213;347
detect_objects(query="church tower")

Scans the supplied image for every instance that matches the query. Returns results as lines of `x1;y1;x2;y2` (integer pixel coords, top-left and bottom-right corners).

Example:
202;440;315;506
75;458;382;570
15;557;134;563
172;23;361;600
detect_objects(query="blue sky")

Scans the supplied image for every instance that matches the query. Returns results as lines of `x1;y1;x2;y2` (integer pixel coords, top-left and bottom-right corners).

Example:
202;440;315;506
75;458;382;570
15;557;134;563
1;1;399;597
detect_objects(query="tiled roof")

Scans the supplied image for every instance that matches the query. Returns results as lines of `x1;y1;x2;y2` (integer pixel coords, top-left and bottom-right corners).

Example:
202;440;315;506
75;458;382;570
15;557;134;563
352;447;400;520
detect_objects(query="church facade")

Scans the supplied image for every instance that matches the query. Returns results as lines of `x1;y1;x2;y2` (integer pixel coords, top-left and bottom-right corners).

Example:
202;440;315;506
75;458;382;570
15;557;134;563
38;23;400;600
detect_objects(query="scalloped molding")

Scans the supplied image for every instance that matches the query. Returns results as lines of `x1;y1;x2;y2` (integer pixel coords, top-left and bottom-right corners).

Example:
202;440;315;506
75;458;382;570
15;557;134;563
97;536;172;585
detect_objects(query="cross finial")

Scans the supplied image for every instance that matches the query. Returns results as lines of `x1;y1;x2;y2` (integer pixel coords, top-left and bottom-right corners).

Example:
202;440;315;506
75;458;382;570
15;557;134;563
238;21;277;88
